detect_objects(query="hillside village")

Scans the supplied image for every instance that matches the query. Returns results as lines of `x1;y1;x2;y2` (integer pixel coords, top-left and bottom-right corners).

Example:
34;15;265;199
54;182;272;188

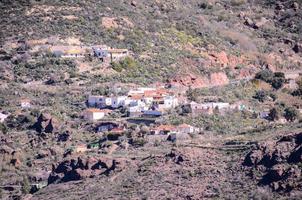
1;35;302;198
1;0;302;199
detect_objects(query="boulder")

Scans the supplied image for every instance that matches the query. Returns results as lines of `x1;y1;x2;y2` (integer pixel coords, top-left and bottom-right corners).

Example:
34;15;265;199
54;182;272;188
244;17;255;28
293;2;299;10
131;1;137;7
243;150;263;166
32;113;59;134
254;17;268;29
48;156;120;184
243;132;302;192
10;158;21;167
36;150;49;159
166;149;186;164
293;43;302;53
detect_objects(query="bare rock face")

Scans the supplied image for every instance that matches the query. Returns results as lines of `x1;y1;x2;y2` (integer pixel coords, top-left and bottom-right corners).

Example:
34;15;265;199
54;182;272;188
169;72;229;89
210;72;229;86
243;132;302;193
31;113;59;134
48;156;123;184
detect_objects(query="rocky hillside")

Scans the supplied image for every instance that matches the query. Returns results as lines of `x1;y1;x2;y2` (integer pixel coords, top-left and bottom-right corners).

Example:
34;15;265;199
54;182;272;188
243;132;302;194
1;0;302;84
0;0;302;199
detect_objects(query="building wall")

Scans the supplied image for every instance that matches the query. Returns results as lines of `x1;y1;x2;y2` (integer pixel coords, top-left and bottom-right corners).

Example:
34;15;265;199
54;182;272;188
93;112;105;120
111;96;127;108
84;111;105;121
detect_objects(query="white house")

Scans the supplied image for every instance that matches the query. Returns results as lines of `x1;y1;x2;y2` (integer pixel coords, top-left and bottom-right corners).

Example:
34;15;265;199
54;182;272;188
83;109;110;121
157;96;178;110
211;102;230;109
88;96;112;107
177;124;199;134
128;100;148;113
88;95;103;107
0;113;8;123
21;99;31;109
111;96;127;108
142;96;154;105
128;105;142;113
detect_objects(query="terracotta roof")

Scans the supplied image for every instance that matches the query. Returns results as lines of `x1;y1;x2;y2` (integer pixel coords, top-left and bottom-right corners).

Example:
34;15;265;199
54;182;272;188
153;124;176;131
85;108;111;113
178;124;192;128
144;90;157;97
110;127;124;133
129;94;143;100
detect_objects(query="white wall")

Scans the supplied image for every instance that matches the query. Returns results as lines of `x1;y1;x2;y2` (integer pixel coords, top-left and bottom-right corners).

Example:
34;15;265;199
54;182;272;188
84;111;105;121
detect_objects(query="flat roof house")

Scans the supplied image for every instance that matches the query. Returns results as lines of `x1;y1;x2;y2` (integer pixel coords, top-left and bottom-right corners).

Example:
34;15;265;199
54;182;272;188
83;108;111;121
108;48;129;61
177;124;198;134
88;95;112;108
93;47;129;62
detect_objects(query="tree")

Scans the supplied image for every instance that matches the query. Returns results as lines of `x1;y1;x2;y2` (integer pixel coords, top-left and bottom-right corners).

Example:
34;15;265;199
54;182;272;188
186;87;198;102
180;104;192;115
271;77;285;89
255;70;274;82
284;107;299;122
253;90;267;102
255;70;285;89
268;107;280;121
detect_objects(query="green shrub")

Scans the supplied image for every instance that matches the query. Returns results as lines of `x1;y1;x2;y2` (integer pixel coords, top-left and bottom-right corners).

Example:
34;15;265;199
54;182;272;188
268;107;281;121
111;57;137;72
255;70;285;89
284;107;299;122
253;90;268;102
255;70;274;82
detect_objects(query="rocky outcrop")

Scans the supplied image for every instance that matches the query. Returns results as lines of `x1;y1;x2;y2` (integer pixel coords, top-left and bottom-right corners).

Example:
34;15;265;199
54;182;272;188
169;72;229;89
101;17;134;29
48;156;124;184
293;43;302;53
31;113;59;134
165;149;186;164
210;72;229;86
243;132;302;193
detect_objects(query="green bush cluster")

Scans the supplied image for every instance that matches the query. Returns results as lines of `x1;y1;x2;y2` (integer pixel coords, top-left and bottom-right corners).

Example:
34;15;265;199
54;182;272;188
255;70;285;89
111;57;137;72
13;58;77;82
253;90;276;102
